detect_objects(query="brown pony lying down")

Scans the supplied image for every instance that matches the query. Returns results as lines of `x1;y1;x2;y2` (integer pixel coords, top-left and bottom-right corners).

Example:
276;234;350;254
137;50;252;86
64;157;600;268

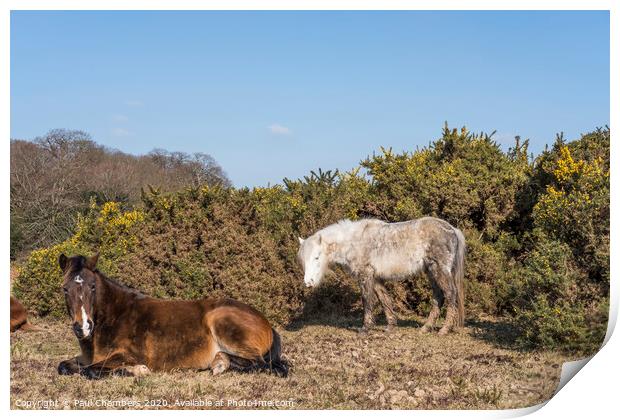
57;253;287;379
11;296;39;332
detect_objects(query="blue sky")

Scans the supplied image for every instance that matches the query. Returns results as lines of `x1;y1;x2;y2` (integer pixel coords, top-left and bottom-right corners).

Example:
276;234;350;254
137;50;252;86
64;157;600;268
11;11;609;187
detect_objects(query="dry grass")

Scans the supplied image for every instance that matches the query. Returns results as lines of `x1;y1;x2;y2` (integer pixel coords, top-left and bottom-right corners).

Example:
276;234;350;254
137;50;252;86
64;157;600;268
10;315;569;410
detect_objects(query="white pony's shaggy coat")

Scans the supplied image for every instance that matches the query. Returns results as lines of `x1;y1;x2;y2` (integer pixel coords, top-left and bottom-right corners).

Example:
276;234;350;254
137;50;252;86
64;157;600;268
298;217;466;334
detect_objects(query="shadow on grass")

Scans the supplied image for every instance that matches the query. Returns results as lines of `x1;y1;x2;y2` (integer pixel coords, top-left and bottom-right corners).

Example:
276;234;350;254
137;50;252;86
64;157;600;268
287;277;522;350
466;318;524;351
286;314;424;332
286;276;438;332
286;279;425;332
286;279;361;331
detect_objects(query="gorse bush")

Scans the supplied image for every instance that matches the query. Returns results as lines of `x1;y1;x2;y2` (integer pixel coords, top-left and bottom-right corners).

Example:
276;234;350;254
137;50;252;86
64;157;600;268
533;134;610;285
508;129;610;353
12;199;145;318
13;125;609;355
361;126;531;236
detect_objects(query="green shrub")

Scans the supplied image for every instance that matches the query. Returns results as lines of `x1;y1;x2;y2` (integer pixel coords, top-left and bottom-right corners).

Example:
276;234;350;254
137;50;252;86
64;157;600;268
514;294;607;355
498;231;608;354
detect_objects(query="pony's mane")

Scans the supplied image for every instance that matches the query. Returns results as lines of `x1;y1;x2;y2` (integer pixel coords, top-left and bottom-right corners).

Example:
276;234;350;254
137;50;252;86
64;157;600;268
317;218;384;243
65;255;146;297
95;270;145;298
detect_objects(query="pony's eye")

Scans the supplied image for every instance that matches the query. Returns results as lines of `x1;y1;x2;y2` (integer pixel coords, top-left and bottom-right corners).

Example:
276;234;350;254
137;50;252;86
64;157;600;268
62;287;68;294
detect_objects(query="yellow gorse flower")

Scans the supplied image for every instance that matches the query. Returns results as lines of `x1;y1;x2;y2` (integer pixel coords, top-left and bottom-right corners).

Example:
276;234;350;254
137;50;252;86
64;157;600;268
553;146;605;184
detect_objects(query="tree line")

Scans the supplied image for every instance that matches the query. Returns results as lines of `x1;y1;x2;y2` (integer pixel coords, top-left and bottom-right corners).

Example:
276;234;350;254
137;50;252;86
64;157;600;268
10;129;230;258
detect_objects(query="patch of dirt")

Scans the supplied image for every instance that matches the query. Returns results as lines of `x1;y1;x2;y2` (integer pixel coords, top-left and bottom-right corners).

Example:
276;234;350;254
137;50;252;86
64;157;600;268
10;316;569;410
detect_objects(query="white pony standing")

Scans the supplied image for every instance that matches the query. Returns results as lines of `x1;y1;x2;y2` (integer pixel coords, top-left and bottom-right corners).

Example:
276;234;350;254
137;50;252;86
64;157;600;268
297;217;466;335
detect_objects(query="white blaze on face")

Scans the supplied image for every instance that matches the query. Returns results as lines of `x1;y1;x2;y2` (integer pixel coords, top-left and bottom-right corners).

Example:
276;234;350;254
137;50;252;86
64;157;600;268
74;274;90;337
303;240;324;287
80;305;91;337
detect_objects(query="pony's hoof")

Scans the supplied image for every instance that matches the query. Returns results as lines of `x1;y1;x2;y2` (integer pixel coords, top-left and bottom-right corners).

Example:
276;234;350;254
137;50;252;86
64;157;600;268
271;362;289;378
438;328;451;336
384;324;396;333
420;325;432;333
83;367;102;380
125;364;150;377
357;327;371;335
134;365;150;377
212;366;226;376
57;361;74;375
212;362;228;376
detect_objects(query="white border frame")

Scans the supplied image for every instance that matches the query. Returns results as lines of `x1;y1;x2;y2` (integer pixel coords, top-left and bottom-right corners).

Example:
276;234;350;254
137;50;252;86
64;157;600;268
2;2;616;419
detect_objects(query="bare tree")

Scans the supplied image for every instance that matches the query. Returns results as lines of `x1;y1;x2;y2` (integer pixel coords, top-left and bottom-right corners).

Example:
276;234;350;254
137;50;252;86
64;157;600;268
10;129;231;258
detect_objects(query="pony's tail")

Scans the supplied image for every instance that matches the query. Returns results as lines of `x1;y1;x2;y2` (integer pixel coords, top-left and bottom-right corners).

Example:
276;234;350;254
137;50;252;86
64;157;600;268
265;328;289;377
451;228;466;328
228;328;289;377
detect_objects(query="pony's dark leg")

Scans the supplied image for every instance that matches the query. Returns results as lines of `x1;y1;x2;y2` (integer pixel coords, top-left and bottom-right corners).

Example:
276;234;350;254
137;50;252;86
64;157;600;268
58;356;88;375
439;290;458;335
421;280;444;333
358;269;376;332
422;259;455;334
82;352;144;379
374;281;397;330
424;258;458;335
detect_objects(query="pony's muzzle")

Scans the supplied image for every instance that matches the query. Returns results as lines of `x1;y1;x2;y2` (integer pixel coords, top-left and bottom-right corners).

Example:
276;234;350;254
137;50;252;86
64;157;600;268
73;320;93;339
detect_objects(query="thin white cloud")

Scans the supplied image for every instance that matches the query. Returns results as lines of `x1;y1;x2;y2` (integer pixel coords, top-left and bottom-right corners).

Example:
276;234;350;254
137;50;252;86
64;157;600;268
112;128;131;137
125;100;143;107
112;114;129;122
268;123;291;135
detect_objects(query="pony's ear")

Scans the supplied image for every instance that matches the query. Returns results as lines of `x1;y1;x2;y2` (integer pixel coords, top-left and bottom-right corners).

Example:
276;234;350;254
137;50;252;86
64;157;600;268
84;252;99;271
298;236;305;245
58;254;68;272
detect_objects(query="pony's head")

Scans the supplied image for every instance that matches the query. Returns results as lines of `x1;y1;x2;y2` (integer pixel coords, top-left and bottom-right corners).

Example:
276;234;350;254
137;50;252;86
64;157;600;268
58;253;99;340
297;234;328;287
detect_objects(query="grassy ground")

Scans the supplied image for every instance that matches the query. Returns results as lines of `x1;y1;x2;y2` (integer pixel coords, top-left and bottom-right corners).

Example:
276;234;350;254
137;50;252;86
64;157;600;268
10;315;569;410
